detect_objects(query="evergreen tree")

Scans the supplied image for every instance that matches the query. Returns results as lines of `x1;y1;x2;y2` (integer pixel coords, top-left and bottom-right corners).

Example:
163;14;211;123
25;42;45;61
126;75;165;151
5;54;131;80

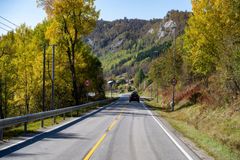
134;69;145;88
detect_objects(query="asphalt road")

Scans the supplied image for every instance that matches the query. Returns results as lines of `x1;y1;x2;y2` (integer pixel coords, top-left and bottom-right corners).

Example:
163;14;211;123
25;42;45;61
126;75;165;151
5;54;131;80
1;95;201;160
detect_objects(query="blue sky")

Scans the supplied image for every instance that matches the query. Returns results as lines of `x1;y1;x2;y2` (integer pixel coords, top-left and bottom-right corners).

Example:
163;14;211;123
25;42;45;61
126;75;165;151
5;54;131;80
0;0;192;35
0;0;46;35
95;0;192;20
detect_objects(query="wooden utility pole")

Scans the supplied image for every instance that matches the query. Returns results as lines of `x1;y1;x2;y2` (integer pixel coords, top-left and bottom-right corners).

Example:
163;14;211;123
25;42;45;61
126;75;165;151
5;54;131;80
0;79;4;140
171;23;177;111
41;45;46;128
51;45;56;124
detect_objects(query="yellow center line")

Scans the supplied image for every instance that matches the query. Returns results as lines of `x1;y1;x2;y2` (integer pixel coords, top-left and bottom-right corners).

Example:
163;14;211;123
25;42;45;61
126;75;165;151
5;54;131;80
107;112;123;131
107;119;117;131
83;133;107;160
83;109;123;160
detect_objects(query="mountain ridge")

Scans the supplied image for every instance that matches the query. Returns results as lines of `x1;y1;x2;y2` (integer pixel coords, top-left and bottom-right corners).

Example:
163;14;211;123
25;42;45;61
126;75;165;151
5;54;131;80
87;10;191;77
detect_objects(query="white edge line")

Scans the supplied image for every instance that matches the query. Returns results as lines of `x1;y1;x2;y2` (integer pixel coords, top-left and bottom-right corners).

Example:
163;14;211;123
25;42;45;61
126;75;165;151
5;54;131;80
0;102;115;151
142;103;194;160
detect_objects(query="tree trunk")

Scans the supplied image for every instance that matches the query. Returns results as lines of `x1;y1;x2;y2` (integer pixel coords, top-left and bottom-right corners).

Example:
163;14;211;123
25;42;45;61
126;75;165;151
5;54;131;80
233;80;240;97
63;14;81;105
204;77;209;88
67;48;80;105
70;63;79;105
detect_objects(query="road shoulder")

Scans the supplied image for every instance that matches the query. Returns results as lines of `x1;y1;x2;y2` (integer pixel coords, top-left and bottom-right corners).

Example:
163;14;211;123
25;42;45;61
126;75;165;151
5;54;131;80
143;102;214;160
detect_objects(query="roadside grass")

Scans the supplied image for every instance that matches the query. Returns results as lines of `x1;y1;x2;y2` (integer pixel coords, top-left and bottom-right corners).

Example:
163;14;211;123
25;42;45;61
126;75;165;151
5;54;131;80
3;99;117;140
145;101;240;160
105;92;119;98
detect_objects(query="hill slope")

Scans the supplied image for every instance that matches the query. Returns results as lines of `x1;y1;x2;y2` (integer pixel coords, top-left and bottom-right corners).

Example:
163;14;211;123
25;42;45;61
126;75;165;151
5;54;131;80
87;10;190;78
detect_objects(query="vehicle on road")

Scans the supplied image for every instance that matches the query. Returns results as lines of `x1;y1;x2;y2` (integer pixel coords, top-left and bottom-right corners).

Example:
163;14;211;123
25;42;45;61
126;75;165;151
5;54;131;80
129;91;140;102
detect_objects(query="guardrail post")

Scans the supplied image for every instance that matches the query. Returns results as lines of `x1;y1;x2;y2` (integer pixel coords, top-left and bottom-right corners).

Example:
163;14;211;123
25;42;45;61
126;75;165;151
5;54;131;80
53;116;56;125
77;110;79;116
41;120;44;128
24;122;27;134
0;129;3;140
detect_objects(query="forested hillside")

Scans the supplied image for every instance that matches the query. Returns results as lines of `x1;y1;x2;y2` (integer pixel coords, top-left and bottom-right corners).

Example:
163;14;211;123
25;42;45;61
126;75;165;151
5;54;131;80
149;0;240;103
87;10;190;79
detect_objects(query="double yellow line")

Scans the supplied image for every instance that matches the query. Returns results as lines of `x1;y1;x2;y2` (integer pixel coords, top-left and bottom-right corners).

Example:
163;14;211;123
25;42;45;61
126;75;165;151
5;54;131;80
83;111;123;160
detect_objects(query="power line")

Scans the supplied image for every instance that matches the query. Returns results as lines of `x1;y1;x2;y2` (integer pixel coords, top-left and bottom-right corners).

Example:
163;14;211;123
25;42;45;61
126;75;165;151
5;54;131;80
0;26;9;32
0;16;19;27
0;21;14;30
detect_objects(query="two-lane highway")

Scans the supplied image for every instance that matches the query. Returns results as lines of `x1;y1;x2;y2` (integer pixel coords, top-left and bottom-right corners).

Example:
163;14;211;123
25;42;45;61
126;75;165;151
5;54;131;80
1;95;201;160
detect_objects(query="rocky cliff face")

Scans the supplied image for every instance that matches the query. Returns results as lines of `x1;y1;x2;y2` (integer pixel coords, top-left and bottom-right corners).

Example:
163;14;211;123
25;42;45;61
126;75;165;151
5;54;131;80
87;10;190;56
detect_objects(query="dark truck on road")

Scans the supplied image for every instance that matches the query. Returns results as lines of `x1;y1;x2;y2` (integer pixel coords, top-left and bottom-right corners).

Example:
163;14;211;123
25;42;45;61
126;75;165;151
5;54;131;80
129;91;140;102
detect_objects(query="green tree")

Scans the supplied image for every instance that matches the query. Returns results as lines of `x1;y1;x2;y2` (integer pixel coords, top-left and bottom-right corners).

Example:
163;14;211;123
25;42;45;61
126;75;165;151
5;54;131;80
13;24;35;115
134;69;145;88
149;36;184;89
0;32;16;117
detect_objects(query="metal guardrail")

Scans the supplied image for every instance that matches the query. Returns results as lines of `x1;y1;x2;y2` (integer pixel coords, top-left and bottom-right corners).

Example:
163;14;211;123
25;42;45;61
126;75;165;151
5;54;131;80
140;96;153;101
0;99;112;130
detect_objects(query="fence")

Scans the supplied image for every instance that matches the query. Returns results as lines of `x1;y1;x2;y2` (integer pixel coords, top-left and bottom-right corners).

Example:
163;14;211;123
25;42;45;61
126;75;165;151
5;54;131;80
0;99;112;140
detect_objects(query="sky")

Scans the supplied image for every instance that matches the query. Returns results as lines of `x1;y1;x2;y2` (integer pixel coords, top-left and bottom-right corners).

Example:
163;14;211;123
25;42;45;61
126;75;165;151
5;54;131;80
0;0;192;35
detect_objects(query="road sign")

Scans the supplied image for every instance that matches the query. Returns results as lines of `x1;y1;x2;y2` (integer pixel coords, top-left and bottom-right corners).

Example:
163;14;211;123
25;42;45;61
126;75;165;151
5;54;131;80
171;78;177;86
85;80;90;87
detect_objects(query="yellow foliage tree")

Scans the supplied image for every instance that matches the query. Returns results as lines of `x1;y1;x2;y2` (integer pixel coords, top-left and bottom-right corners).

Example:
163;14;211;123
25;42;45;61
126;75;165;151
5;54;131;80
38;0;100;104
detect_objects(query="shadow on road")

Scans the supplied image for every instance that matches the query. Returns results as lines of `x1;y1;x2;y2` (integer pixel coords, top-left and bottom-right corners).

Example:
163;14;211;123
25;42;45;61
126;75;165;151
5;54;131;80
0;104;108;158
